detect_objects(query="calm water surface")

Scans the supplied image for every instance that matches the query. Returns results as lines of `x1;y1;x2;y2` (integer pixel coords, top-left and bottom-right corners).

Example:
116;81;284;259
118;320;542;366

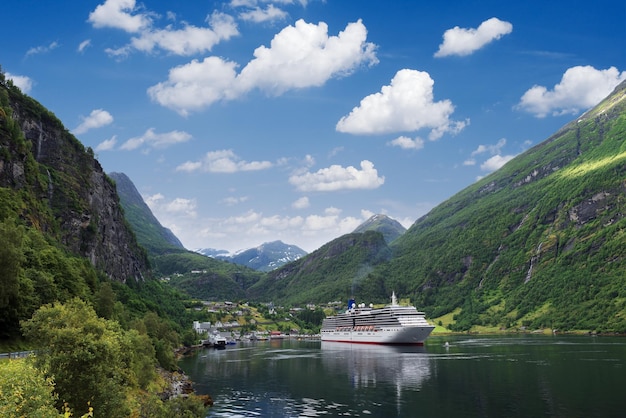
178;335;626;418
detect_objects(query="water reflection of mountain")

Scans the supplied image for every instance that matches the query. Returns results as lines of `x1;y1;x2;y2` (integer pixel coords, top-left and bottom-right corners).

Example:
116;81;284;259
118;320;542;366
320;342;432;390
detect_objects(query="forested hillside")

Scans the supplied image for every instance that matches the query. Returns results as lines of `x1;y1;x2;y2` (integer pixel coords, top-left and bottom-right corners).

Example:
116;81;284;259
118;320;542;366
249;231;392;305
154;251;263;300
0;70;209;416
247;81;626;333
0;71;150;338
0;75;148;283
377;81;626;332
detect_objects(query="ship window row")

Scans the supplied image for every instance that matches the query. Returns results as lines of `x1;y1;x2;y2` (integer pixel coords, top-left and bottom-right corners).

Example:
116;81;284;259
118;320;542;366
327;318;401;324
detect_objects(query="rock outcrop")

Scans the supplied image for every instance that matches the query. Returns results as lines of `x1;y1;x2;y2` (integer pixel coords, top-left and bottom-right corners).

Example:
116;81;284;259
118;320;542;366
0;77;148;282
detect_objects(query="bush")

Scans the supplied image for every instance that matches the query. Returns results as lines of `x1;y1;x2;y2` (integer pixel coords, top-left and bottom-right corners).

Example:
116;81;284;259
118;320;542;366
0;358;60;418
21;298;131;416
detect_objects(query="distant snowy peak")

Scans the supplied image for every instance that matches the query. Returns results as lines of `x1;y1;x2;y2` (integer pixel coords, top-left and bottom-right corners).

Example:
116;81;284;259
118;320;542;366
195;248;231;258
195;240;307;272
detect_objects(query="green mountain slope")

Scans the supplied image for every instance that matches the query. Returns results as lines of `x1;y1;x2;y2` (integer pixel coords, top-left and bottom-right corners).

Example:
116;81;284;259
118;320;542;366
248;231;391;305
0;76;149;283
107;172;264;299
109;172;185;255
243;82;626;333
0;71;152;339
0;71;213;414
377;81;626;332
352;214;406;243
217;241;307;272
155;251;263;301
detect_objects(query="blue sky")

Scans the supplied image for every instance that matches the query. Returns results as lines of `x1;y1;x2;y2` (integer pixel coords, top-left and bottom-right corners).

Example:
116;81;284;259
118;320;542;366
2;0;624;253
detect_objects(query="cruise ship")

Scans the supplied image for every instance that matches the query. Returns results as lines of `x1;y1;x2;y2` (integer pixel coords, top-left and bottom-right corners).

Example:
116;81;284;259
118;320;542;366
321;292;435;345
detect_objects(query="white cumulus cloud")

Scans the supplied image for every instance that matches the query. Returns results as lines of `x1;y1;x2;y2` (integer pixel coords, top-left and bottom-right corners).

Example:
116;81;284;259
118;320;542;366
73;109;114;135
147;198;380;252
120;128;192;150
289;160;384;192
220;196;249;206
336;69;467;138
88;0;152;33
292;196;310;209
517;65;626;117
239;5;288;23
470;138;506;157
147;57;240;116
434;17;512;57
148;19;378;115
4;72;33;93
302;208;362;235
90;1;238;57
164;197;198;216
26;41;59;57
145;193;197;218
143;192;164;206
95;135;118;152
108;12;239;57
388;135;425;150
464;138;514;170
176;149;273;173
236;19;377;94
480;154;515;172
78;39;92;53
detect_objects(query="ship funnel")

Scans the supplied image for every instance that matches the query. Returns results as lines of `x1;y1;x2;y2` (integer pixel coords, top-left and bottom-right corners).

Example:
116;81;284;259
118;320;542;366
391;291;398;306
348;298;356;310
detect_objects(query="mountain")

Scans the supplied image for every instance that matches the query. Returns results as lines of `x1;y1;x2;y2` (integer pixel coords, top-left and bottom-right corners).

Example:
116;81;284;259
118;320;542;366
248;81;626;333
197;240;307;272
107;173;264;296
226;241;307;272
248;231;391;304
151;251;263;301
195;248;230;258
0;75;148;283
109;172;185;255
0;72;150;338
352;214;406;243
0;73;225;414
379;80;626;332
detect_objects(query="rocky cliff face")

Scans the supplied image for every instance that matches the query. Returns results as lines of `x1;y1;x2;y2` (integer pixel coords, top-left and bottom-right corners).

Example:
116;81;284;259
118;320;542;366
0;79;148;282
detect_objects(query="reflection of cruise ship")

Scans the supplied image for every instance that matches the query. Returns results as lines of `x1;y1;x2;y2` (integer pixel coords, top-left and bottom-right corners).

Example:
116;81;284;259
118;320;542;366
320;342;432;392
321;292;435;345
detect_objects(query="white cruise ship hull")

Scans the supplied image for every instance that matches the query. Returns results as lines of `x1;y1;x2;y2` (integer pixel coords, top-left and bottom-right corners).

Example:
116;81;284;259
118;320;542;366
321;325;434;345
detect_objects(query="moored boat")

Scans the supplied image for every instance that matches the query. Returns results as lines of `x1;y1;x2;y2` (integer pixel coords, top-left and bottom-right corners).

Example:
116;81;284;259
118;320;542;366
321;292;434;345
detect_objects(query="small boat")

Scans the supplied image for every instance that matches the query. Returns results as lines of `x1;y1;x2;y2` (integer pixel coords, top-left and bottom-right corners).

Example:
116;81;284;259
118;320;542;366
202;332;227;349
321;292;434;345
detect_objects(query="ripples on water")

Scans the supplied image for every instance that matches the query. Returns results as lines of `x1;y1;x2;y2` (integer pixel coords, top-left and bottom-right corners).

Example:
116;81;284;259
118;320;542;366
179;336;626;418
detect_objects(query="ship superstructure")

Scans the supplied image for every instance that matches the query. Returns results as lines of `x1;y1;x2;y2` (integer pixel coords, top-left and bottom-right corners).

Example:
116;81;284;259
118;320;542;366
321;292;434;345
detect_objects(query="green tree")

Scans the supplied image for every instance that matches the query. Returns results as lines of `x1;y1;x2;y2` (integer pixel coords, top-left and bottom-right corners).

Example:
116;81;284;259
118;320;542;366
139;311;180;371
0;358;60;418
0;219;31;338
21;298;131;416
134;392;208;418
0;219;23;308
126;329;157;389
96;281;116;319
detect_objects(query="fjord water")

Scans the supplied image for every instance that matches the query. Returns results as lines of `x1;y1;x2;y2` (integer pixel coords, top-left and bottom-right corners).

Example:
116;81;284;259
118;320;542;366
178;335;625;418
